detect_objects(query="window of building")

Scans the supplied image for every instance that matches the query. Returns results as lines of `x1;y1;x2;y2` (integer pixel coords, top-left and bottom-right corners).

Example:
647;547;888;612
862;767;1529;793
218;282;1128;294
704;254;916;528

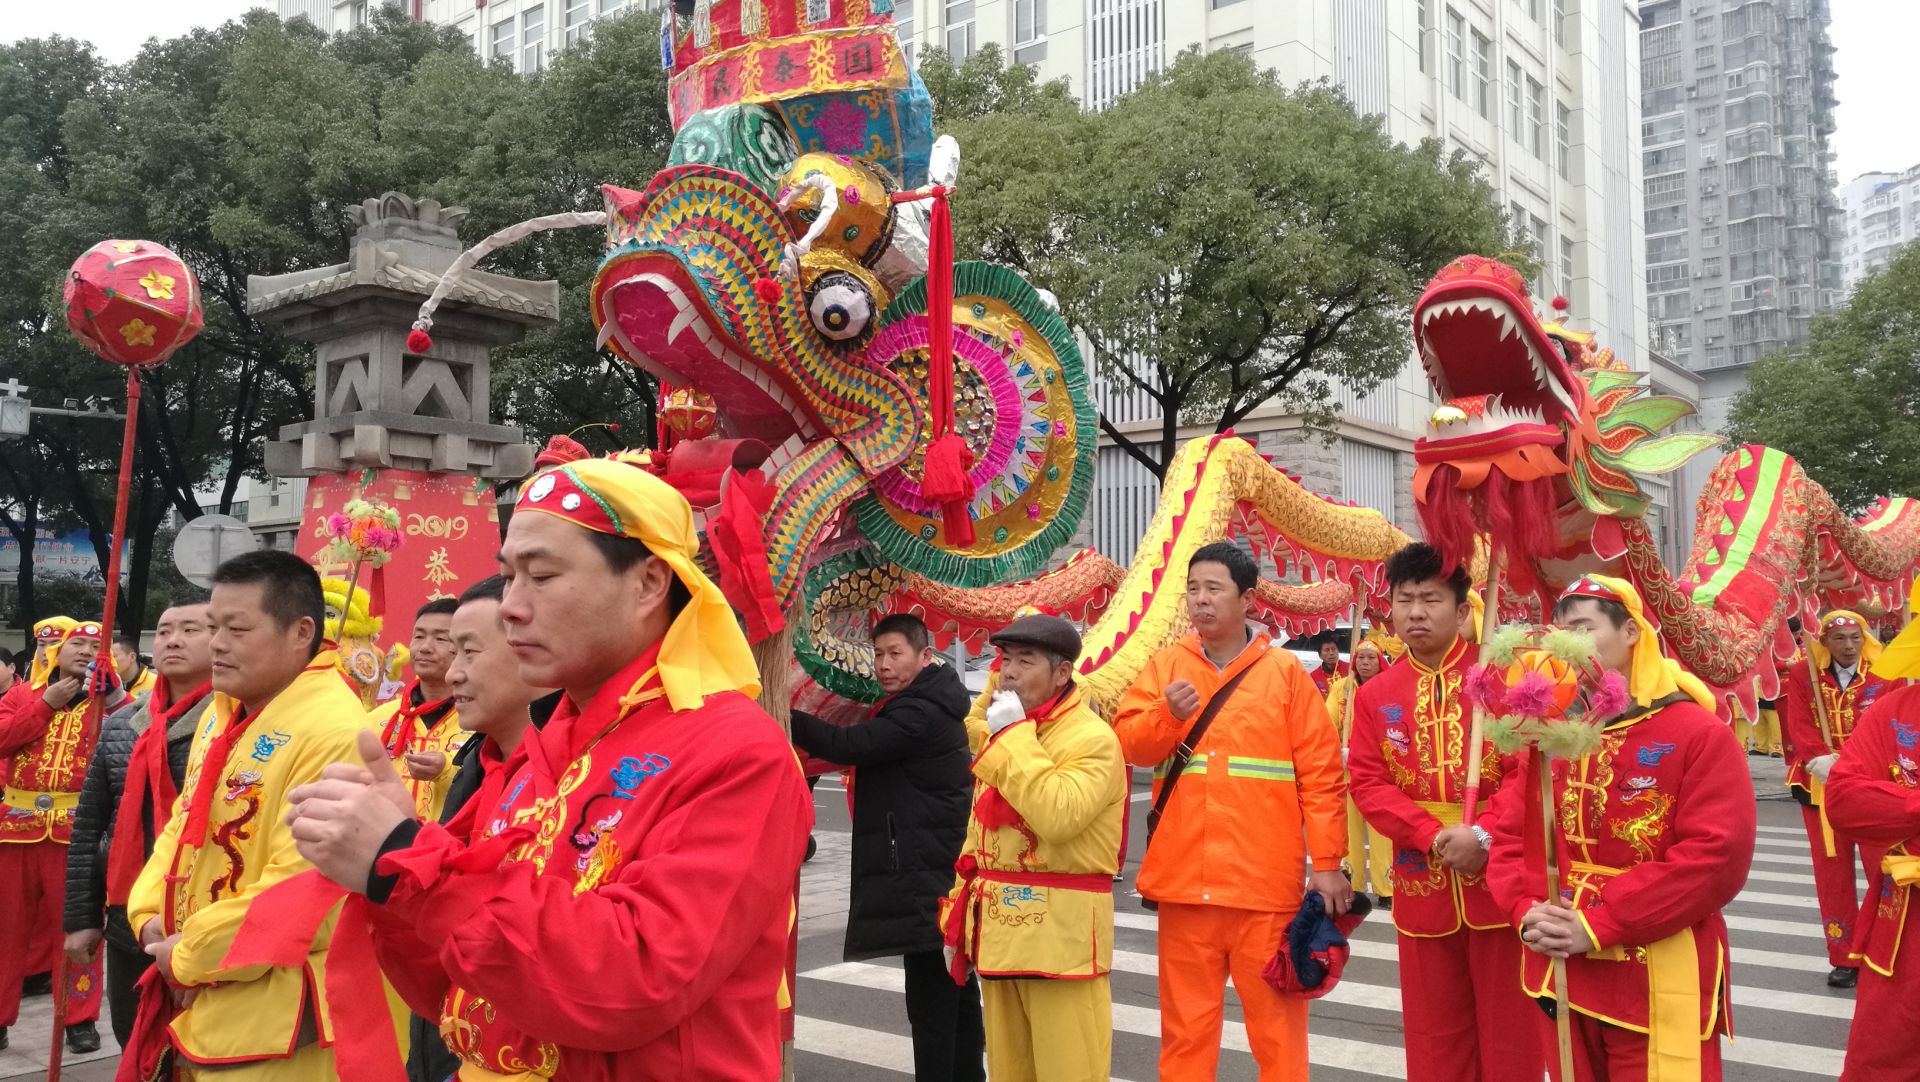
896;0;915;65
1447;8;1465;101
1648;263;1689;286
1553;0;1569;48
1559;235;1575;292
1555;100;1572;179
1701;286;1724;306
564;0;592;46
522;6;545;73
1693;44;1714;69
598;0;625;13
1506;60;1523;144
1471;30;1492;118
1526;76;1545;158
1013;0;1046;63
946;0;976;60
1645;173;1685;203
1699;256;1722;278
491;18;515;65
348;1;369;28
1418;0;1434;74
1693;13;1714;36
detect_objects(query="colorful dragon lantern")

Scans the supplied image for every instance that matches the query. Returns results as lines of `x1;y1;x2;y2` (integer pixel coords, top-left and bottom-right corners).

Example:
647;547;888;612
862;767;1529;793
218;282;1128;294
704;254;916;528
1410;254;1920;715
406;1;1423;711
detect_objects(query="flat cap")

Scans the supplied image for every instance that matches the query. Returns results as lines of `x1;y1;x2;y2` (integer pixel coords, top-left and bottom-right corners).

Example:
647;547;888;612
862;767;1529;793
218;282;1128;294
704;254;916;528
988;614;1082;662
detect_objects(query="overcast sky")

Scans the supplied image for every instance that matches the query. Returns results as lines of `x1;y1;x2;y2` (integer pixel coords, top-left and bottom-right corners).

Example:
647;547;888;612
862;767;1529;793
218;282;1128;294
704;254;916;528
4;0;1913;183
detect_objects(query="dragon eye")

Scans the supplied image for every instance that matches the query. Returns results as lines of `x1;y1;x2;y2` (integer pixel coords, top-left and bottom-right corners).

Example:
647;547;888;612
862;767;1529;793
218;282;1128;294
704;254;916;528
807;272;874;343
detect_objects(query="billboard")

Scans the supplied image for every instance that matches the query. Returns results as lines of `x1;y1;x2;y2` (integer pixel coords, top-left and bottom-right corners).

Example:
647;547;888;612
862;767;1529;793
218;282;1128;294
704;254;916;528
0;527;131;582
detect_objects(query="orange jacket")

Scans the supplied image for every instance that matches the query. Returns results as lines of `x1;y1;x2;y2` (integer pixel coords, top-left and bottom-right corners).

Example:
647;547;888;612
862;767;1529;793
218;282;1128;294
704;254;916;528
1112;632;1347;913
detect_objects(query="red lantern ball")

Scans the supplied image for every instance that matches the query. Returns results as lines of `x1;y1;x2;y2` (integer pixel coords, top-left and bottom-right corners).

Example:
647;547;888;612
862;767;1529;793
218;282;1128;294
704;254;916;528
660;383;718;441
63;240;205;368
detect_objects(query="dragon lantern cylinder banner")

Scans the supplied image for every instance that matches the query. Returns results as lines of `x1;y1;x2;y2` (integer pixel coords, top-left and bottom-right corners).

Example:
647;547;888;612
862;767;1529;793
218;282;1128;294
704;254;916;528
300;469;502;645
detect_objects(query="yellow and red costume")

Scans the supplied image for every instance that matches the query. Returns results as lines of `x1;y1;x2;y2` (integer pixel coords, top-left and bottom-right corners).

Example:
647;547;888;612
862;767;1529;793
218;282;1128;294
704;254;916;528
1112;630;1346;1080
942;680;1125;1082
1781;611;1896;966
367;683;466;821
1347;634;1543;1082
1825;681;1920;1080
1327;641;1394;900
124;648;368;1078
1310;658;1351;700
0;621;105;1030
357;457;811;1081
27;616;78;687
1487;575;1754;1082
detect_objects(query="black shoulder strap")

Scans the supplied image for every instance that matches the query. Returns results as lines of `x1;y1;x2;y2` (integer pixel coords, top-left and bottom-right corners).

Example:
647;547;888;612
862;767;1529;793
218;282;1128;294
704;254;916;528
1146;662;1256;834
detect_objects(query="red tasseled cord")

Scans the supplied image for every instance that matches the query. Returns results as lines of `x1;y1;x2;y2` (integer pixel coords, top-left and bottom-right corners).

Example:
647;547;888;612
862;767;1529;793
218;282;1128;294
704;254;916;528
895;185;976;546
406;328;433;355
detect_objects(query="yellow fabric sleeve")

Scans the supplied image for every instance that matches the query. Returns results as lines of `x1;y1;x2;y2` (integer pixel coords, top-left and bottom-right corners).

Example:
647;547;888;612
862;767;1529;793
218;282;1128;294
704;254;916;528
973;717;1124;845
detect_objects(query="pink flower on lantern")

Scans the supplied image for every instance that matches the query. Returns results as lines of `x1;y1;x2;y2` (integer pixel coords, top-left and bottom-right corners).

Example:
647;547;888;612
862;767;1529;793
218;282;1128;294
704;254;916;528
1589;671;1631;719
1504;671;1561;718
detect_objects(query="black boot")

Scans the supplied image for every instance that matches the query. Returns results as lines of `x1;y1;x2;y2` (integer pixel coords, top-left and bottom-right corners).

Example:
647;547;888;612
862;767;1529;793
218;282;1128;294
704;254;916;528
66;1021;101;1054
1827;965;1858;989
1375;894;1393;911
0;1026;9;1051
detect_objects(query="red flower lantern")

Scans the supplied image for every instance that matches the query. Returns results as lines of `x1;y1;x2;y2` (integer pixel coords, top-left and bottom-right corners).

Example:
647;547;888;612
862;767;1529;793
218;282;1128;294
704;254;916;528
63;239;205;368
659;383;718;446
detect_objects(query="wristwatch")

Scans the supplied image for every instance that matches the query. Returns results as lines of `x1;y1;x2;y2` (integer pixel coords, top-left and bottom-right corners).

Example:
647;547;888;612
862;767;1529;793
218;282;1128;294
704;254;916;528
1471;825;1493;851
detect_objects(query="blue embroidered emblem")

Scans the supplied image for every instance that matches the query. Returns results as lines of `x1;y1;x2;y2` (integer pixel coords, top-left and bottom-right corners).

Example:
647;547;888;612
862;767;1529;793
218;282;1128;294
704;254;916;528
1393;848;1428;874
1382;704;1405;724
1635;742;1677;767
1000;885;1040;909
610;753;672;799
1894;720;1918;749
250;732;290;763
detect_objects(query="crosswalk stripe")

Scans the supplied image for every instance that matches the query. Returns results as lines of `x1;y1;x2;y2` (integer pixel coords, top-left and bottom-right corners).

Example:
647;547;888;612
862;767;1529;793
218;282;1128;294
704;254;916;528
1727;913;1824;940
1756;824;1807;837
1755;834;1810;851
1737;887;1817;909
1725;1032;1847;1077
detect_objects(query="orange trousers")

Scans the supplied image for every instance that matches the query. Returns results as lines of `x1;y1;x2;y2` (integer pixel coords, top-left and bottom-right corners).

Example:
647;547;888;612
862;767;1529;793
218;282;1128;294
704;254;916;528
1157;902;1307;1081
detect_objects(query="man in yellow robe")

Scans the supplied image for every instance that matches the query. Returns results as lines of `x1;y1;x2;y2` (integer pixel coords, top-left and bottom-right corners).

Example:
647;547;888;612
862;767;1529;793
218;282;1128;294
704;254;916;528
941;614;1126;1082
126;551;369;1080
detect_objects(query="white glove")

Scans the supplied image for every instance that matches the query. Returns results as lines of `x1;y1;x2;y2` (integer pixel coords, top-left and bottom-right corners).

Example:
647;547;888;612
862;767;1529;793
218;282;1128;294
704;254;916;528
1807;753;1838;782
985;690;1027;736
942;944;958;974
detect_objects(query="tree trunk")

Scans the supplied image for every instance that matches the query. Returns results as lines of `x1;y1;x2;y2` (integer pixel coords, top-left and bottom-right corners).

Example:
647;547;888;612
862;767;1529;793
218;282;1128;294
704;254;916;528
15;503;38;655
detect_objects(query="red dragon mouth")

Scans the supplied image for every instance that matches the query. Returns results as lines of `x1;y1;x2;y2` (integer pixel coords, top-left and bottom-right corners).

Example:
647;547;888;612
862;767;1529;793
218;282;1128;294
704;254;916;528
1414;278;1579;432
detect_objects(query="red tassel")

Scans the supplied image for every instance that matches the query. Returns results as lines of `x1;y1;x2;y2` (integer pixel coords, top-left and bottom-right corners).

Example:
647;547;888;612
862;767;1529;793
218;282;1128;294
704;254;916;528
406;328;433;354
755;277;783;305
1551;295;1570;312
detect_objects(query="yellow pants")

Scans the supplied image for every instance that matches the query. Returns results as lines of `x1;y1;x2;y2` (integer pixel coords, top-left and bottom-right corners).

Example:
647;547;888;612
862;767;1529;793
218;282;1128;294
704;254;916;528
179;1041;335;1080
1733;708;1783;755
1345;794;1394;898
980;975;1111;1082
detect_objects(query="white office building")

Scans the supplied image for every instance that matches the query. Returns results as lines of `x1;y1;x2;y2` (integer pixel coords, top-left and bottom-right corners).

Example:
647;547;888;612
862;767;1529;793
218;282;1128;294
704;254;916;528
1839;165;1920;294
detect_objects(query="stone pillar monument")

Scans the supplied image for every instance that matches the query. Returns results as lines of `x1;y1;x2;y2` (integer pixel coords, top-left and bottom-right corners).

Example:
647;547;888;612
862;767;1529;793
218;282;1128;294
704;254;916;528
248;192;558;623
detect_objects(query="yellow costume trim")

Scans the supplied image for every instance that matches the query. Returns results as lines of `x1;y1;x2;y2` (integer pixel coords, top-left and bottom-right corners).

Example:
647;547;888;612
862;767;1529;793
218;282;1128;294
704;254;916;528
1561;859;1702;1080
1;787;79;813
1859;852;1918;978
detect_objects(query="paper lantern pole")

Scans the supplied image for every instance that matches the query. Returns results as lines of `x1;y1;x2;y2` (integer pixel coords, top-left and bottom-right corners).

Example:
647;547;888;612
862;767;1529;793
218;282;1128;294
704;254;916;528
54;239;203;1082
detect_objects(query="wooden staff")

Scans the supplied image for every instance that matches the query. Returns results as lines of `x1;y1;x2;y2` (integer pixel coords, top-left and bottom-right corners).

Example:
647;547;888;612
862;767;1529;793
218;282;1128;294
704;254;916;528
1803;631;1833;751
1460;549;1507;828
1537;746;1577;1080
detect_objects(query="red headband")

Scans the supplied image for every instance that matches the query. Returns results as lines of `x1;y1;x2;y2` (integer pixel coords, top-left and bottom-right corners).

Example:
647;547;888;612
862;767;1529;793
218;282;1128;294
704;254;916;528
1559;577;1623;605
516;465;622;537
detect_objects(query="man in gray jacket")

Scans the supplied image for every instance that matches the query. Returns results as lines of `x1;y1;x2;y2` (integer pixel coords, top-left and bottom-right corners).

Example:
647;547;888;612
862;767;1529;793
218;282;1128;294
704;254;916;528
62;602;215;1046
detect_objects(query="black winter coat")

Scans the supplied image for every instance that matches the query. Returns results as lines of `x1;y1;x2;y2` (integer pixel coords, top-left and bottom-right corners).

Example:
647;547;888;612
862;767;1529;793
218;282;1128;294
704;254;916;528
65;693;206;950
789;662;972;960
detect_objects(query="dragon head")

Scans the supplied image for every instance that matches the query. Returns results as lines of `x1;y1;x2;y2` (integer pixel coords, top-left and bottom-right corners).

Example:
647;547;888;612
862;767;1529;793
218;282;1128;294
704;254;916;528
1412;256;1719;584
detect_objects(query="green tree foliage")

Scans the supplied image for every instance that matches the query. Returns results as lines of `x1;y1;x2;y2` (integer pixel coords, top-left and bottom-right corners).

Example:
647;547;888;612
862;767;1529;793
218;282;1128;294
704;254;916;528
0;6;673;642
1726;243;1920;514
938;47;1516;478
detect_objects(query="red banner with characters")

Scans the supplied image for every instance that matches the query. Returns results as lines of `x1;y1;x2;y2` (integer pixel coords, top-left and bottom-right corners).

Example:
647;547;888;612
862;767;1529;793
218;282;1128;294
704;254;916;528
300;469;502;640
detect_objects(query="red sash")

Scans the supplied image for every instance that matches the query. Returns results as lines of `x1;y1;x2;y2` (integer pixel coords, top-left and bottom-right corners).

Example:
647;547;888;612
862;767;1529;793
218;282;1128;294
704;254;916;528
940;854;1112;984
380;682;454;759
107;681;211;906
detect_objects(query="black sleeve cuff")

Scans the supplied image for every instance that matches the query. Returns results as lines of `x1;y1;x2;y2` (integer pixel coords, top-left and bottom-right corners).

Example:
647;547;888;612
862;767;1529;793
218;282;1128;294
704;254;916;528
365;818;424;905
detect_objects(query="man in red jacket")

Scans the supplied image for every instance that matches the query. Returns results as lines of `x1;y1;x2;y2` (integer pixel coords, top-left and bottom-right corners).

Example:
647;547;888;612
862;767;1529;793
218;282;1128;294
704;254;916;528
1347;543;1541;1082
1825;679;1920;1080
1489;575;1754;1081
0;620;114;1053
287;453;812;1081
1780;610;1895;986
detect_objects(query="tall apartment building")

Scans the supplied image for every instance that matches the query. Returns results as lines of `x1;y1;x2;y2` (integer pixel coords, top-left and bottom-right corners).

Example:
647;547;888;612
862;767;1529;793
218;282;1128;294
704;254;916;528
1638;0;1842;433
1839;165;1920;292
277;0;665;67
904;1;1649;557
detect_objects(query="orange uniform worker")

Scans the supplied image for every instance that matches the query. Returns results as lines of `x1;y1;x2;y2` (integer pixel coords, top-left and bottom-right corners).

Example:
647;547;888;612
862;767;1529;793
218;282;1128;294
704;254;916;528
1113;541;1350;1081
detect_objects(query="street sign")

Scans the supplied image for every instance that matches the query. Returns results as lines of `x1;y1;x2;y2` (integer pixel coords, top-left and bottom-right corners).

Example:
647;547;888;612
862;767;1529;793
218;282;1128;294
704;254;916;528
173;514;258;587
0;397;27;437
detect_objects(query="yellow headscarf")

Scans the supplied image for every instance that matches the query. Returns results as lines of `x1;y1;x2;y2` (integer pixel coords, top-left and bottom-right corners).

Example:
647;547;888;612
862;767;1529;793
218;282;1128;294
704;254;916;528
1806;610;1884;674
29;616;78;687
516;455;760;712
1559;574;1715;712
1365;627;1407;661
39;621;103;690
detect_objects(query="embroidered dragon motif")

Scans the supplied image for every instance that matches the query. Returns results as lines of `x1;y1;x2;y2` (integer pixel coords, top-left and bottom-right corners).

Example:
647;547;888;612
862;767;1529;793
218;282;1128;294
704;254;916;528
212;770;264;897
1609;775;1674;865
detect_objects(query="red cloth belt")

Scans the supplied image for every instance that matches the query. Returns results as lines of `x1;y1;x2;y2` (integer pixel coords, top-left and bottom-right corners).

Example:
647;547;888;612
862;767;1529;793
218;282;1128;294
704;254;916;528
939;853;1111;985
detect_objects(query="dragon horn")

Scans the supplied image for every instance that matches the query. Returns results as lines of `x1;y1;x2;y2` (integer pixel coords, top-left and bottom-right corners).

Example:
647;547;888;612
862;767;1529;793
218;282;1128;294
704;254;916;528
407;210;609;354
